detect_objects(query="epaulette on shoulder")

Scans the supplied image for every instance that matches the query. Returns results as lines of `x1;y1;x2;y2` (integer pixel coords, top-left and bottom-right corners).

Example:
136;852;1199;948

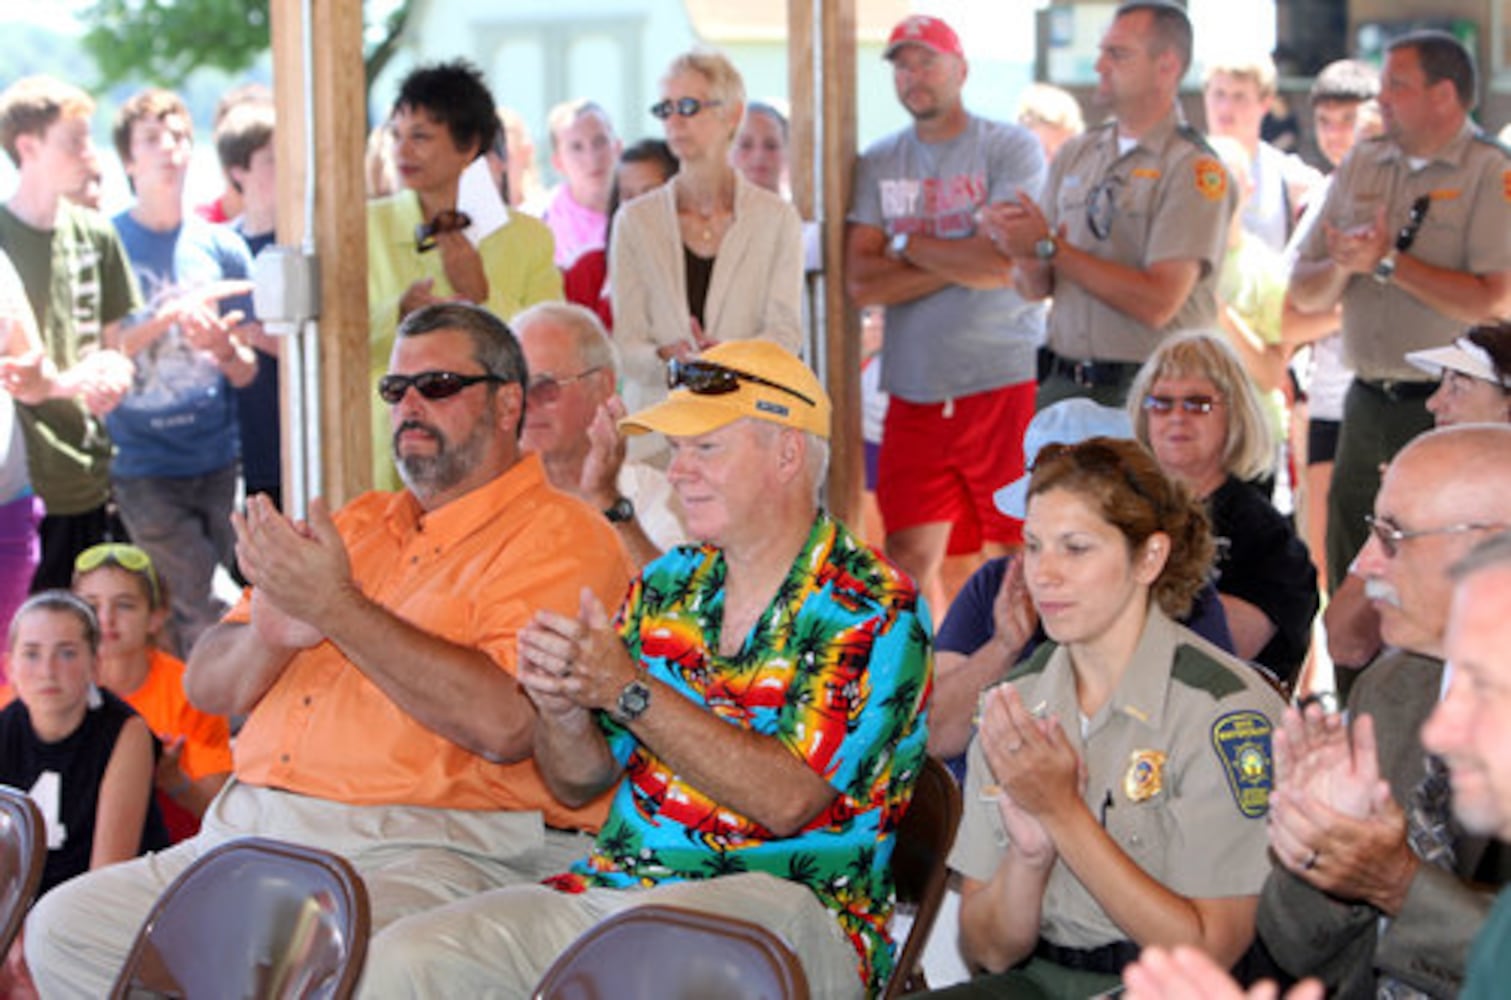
1472;130;1511;159
1170;642;1246;700
1176;123;1219;157
1004;640;1056;683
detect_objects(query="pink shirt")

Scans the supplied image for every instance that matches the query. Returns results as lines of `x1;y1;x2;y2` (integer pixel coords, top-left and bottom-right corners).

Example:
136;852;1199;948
542;185;607;268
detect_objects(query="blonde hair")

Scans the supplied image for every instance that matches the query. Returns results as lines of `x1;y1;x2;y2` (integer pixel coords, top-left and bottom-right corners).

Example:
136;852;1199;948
1016;83;1084;135
663;49;745;139
1203;55;1278;100
1129;330;1276;482
545;99;614;152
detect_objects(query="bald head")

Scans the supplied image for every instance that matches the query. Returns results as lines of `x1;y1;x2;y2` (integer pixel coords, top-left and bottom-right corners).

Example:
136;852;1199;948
1359;425;1511;656
1389;425;1511;523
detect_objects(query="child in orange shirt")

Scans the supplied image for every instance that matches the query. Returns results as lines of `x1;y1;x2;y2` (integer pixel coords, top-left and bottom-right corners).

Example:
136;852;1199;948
72;544;232;840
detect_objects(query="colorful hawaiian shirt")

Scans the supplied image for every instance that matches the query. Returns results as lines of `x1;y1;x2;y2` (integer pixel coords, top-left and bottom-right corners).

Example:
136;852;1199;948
545;512;933;995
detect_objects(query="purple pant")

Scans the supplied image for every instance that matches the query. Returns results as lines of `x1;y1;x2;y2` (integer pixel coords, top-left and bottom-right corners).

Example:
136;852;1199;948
0;493;41;680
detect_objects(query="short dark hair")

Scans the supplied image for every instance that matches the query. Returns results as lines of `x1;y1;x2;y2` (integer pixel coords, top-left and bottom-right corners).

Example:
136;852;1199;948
1117;1;1193;77
215;100;274;178
605;139;679;259
618;139;678;187
1389;30;1477;111
113;87;190;165
1466;321;1511;388
396;303;528;434
1309;58;1379;105
391;60;498;159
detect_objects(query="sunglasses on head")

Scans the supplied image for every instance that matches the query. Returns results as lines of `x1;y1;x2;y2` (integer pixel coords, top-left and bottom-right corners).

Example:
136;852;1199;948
414;209;472;252
377;370;509;405
666;358;815;407
1141;394;1221;416
75;543;162;605
650;97;723;121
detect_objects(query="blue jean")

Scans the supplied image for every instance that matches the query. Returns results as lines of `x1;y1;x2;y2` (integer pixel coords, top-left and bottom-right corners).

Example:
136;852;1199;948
112;464;237;657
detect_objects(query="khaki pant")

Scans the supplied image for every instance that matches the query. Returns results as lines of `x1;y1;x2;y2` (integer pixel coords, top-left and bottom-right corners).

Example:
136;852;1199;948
26;779;592;998
359;870;865;999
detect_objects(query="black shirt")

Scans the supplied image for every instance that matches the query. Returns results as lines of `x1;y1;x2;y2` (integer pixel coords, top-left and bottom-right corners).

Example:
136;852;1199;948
0;688;169;895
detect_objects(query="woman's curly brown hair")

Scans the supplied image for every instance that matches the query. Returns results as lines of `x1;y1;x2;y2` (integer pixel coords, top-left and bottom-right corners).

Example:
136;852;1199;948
1026;436;1214;618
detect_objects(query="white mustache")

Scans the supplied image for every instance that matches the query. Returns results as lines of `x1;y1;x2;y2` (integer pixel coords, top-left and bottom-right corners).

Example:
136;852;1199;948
1364;578;1401;608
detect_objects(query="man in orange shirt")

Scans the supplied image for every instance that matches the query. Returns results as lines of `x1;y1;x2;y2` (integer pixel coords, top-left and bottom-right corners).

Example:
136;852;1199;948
25;302;635;996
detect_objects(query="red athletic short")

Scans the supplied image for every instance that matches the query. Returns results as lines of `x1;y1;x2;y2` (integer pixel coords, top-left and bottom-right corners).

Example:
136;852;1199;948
877;381;1034;555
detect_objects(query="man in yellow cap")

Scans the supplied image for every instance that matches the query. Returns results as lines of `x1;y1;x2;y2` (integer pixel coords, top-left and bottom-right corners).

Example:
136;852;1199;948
359;341;933;999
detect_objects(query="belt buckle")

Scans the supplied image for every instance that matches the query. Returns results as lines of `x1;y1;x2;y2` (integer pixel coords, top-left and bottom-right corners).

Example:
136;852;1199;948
1072;360;1095;388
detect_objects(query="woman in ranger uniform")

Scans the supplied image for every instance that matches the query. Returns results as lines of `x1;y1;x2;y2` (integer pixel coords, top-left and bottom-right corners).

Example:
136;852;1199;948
934;437;1285;999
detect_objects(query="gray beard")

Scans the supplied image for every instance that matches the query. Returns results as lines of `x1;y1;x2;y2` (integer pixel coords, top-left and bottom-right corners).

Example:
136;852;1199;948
393;417;492;500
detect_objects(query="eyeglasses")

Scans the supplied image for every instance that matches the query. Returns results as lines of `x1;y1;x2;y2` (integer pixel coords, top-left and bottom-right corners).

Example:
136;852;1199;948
667;357;815;407
1141;394;1221;416
1086;174;1125;241
377;370;509;405
526;367;602;405
1364;514;1505;559
651;97;724;121
414;209;472;252
74;543;162;606
1394;194;1432;252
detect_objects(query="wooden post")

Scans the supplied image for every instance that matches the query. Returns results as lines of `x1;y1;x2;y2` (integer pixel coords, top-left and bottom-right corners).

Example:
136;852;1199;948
270;0;370;506
790;0;861;528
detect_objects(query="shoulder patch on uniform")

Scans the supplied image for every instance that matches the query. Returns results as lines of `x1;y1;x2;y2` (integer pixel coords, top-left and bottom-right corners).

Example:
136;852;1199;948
1211;710;1274;819
1193;157;1228;202
1005;641;1057;682
1170;643;1246;700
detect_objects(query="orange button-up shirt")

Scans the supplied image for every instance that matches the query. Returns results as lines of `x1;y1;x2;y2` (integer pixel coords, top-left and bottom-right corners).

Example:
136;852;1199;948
229;454;633;829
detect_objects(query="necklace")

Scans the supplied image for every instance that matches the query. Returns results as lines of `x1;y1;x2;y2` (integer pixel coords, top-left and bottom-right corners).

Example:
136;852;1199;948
691;204;716;243
678;176;730;247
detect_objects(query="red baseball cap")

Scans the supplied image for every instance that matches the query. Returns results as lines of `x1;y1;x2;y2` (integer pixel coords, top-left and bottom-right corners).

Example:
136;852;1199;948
884;15;964;60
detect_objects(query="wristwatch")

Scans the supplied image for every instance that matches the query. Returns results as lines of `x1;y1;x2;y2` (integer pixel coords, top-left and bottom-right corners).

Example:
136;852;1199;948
614;667;652;724
1034;235;1058;261
1373;250;1398;285
888;231;912;262
603;496;635;524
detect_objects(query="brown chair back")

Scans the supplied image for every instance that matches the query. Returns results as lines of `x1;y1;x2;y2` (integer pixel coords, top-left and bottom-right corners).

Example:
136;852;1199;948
533;903;811;1000
108;836;370;1000
882;755;963;999
0;785;45;957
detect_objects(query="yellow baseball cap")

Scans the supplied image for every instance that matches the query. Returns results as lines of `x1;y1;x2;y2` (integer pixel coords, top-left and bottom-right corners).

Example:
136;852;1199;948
620;340;831;440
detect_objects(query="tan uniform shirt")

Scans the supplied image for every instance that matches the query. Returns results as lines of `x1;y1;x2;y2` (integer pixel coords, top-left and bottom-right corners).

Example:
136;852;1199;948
1043;110;1236;364
1297;123;1511;381
951;607;1284;949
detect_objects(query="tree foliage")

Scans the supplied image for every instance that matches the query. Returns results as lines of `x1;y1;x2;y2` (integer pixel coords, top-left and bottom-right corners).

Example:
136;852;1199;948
81;0;273;87
78;0;412;98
